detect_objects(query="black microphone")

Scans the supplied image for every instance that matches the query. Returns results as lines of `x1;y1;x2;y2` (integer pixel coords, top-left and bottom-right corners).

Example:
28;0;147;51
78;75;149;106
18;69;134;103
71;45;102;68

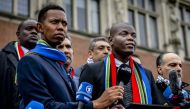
76;82;93;109
114;64;132;107
117;64;131;85
169;70;181;95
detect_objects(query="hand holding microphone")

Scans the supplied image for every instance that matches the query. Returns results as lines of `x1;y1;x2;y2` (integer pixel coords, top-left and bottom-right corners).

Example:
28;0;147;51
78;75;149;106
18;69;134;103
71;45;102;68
92;86;124;109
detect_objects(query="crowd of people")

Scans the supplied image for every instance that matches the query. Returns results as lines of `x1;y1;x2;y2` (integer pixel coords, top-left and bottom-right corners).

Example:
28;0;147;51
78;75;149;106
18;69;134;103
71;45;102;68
0;4;189;109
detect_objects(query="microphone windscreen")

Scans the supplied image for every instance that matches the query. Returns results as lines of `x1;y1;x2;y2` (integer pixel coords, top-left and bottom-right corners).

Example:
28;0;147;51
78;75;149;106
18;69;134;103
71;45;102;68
169;70;180;94
117;64;131;84
25;101;44;109
76;82;93;103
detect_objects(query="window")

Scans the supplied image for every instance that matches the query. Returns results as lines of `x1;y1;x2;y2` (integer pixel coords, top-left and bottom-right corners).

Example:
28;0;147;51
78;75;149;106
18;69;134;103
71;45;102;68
178;26;185;49
137;0;145;9
77;0;87;32
185;9;190;23
63;0;100;34
178;7;184;21
178;5;190;58
128;0;158;49
0;0;13;13
0;0;29;17
91;0;99;33
149;16;158;49
17;0;29;16
128;9;135;27
138;13;147;47
128;0;134;5
148;0;155;11
63;0;72;28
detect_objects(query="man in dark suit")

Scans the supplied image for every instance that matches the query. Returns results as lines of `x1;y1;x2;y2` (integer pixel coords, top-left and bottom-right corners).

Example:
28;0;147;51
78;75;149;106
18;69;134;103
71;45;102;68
80;22;167;108
74;37;111;87
156;53;190;107
0;19;39;109
17;4;124;109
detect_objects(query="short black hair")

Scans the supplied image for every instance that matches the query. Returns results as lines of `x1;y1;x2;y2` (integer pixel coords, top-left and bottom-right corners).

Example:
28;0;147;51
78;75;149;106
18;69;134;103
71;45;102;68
38;4;65;23
110;22;132;36
17;21;24;32
89;36;109;51
17;19;34;32
156;52;172;67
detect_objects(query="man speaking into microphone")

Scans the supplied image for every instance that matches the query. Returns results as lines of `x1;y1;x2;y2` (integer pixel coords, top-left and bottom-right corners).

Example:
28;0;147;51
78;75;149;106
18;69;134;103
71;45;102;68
80;22;167;108
156;52;190;107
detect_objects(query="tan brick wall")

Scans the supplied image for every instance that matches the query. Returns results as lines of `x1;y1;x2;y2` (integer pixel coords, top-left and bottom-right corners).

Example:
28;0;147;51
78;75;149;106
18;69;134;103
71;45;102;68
70;34;90;68
0;20;17;48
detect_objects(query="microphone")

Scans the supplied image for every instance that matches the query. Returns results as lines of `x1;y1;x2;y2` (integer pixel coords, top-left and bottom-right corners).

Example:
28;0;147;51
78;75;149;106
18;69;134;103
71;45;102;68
76;82;93;109
25;100;44;109
169;70;181;95
117;64;131;85
114;64;131;107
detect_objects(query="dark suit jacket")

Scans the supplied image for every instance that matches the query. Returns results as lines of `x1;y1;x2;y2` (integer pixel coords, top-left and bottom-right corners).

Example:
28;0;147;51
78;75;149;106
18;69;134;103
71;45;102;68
17;54;92;109
79;61;167;105
0;41;19;109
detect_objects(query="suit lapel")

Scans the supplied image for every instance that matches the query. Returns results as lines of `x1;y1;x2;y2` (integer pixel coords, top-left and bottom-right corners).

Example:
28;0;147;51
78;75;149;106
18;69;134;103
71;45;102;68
44;58;76;96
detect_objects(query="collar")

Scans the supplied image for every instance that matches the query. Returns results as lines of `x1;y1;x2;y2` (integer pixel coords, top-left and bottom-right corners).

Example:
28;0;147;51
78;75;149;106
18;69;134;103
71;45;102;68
86;57;94;64
157;75;170;85
21;46;29;54
115;58;129;67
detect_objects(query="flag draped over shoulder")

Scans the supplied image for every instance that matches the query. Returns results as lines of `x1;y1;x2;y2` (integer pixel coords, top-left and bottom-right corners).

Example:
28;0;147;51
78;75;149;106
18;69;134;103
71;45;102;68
29;39;67;63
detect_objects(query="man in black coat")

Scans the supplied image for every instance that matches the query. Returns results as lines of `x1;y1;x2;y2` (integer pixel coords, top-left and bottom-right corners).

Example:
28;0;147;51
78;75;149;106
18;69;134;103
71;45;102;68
0;19;39;109
74;37;111;87
80;22;167;108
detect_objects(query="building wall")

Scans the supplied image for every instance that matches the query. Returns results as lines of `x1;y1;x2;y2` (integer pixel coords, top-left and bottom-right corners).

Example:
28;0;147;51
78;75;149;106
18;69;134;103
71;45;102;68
0;19;18;48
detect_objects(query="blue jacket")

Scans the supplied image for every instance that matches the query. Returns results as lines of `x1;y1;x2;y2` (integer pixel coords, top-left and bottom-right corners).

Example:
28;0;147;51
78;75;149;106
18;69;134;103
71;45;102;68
17;54;93;109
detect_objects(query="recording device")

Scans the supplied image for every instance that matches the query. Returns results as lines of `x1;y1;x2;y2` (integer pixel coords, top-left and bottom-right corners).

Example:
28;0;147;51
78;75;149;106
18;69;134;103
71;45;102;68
114;64;132;107
169;70;190;107
76;82;93;109
117;64;132;85
169;70;181;95
25;100;44;109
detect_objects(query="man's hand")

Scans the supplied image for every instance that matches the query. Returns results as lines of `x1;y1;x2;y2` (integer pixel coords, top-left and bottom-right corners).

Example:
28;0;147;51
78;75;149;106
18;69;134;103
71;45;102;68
92;86;124;109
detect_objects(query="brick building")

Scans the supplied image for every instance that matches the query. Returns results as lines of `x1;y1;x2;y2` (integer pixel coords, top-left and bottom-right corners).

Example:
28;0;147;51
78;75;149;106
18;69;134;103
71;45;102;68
0;0;190;90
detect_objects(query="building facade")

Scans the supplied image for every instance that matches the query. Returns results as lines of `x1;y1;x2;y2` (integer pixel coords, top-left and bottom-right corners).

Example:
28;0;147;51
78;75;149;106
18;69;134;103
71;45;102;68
0;0;190;89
